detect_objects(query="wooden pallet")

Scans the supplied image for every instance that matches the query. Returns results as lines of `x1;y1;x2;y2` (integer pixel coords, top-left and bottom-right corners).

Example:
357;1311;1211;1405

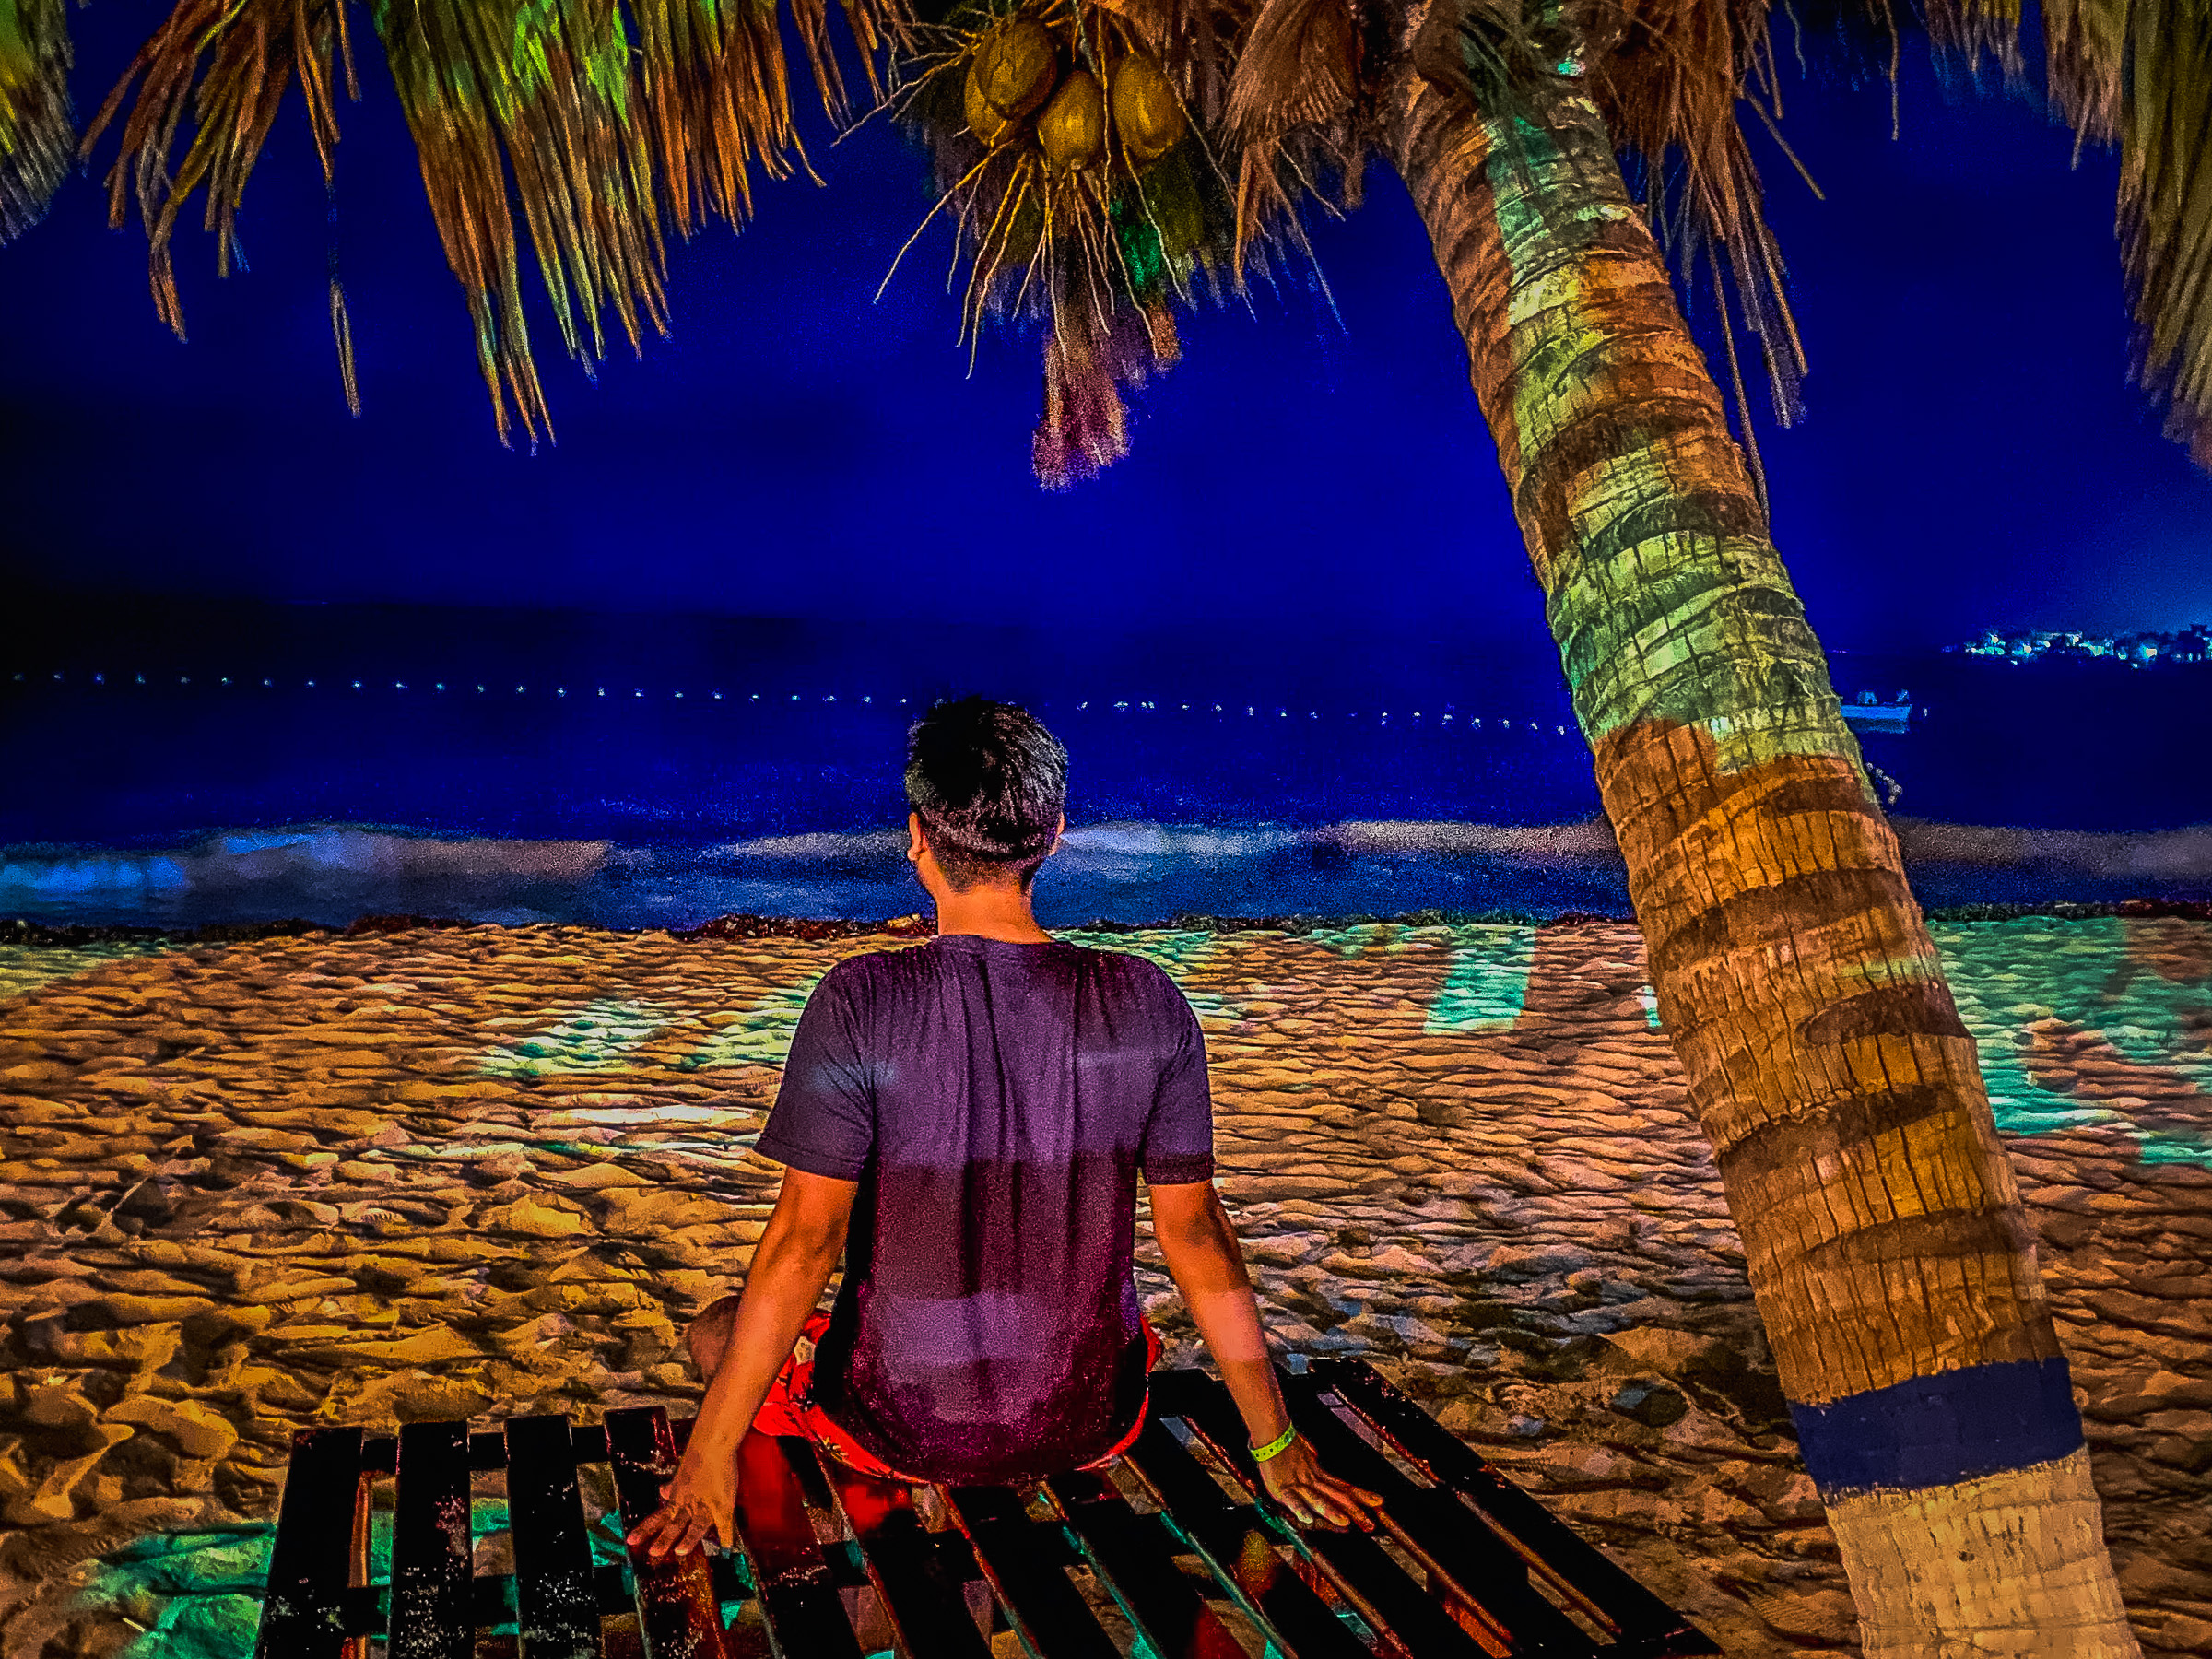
250;1359;1717;1659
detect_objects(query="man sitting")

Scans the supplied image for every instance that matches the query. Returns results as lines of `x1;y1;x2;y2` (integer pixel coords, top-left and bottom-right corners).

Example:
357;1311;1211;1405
629;697;1379;1556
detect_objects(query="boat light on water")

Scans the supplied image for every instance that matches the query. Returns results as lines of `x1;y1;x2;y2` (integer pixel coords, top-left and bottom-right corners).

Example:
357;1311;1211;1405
1840;691;1918;735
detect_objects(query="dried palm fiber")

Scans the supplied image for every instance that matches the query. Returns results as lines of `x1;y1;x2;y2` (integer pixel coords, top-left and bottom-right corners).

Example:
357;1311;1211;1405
790;0;912;122
1035;297;1179;483
83;0;360;402
629;0;907;226
368;0;667;442
1226;0;1359;135
1921;0;2023;77
0;0;71;240
1968;0;2212;467
1223;0;1359;262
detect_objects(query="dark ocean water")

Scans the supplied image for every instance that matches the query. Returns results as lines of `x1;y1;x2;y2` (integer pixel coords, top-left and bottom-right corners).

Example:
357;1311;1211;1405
4;595;2207;927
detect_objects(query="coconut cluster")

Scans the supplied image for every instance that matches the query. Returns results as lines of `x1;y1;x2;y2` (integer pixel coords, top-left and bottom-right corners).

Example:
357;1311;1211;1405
962;18;1188;173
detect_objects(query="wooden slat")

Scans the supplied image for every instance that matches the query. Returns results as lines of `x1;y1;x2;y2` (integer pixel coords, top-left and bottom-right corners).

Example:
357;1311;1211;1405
1314;1362;1719;1655
347;1457;372;1659
733;1433;865;1659
946;1485;1119;1659
266;1381;1704;1659
254;1426;365;1659
606;1405;731;1659
1046;1469;1249;1659
1275;1368;1598;1658
505;1414;602;1659
1122;1417;1369;1659
389;1421;474;1659
1152;1371;1503;1659
820;1460;992;1659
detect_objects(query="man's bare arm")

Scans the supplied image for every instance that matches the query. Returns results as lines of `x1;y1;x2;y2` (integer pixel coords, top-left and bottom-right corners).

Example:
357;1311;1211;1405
627;1167;858;1557
1149;1180;1382;1530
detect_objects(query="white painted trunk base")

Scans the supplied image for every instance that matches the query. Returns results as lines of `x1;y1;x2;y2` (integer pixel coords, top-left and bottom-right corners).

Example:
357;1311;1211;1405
1824;1447;2140;1656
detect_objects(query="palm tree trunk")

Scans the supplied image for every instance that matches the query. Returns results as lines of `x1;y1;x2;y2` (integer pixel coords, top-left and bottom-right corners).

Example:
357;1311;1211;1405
1381;62;2138;1658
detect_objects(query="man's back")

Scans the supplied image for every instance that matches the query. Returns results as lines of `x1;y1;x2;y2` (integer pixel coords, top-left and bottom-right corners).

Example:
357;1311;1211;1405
755;934;1213;1483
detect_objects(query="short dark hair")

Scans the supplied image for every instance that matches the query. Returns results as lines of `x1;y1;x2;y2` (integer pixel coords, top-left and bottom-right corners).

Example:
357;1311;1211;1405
906;697;1067;892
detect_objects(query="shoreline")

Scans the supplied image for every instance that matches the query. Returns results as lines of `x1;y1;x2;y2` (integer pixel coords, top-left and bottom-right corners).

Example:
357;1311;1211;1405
5;815;2212;939
8;893;2212;949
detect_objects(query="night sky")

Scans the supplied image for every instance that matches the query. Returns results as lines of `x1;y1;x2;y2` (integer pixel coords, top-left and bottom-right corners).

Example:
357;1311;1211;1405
2;6;2208;652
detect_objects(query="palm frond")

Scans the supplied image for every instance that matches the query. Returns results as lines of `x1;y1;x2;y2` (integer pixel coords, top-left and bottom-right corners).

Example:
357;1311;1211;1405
369;0;670;443
84;0;912;441
2114;0;2212;465
793;0;915;120
1922;0;2023;80
83;0;355;382
2043;0;2124;138
631;0;804;236
0;0;73;240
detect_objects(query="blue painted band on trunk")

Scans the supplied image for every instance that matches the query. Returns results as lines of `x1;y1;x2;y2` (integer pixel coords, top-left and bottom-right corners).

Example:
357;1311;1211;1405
1788;1356;2084;1495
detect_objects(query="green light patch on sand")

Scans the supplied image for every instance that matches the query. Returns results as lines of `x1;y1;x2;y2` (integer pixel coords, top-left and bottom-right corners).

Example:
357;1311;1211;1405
1422;929;1538;1033
1302;921;1433;957
478;999;675;1077
475;977;837;1076
0;943;185;1004
677;973;829;1068
84;1499;663;1653
1935;920;2212;1167
82;1525;272;1658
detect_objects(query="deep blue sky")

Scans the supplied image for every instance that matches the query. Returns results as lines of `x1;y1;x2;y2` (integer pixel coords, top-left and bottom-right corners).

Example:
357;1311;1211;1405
1;6;2207;652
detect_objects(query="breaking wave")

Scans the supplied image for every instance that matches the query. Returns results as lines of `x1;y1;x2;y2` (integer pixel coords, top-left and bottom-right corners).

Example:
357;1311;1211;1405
0;829;614;928
4;816;2209;931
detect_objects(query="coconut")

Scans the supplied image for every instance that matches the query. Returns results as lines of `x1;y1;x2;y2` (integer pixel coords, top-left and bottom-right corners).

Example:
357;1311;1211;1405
963;18;1058;148
1110;53;1186;165
1037;70;1106;172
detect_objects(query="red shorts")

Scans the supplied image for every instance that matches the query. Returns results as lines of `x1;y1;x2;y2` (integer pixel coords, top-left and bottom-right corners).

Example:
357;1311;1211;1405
751;1312;1164;1483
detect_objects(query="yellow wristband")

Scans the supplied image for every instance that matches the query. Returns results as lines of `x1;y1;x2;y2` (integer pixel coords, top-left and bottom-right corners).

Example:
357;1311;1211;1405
1250;1425;1298;1463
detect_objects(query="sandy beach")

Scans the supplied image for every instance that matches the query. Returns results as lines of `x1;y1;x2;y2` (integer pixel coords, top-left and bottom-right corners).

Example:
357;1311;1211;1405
0;915;2206;1657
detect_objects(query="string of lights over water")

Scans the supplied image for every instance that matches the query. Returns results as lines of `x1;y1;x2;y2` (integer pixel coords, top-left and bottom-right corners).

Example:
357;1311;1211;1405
5;669;1580;735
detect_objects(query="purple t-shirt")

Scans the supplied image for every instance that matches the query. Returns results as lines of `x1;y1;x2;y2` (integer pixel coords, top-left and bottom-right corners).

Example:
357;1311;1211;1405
754;934;1214;1484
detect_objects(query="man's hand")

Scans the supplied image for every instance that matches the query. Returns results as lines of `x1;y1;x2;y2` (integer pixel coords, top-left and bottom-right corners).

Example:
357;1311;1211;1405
625;1168;855;1561
1256;1438;1385;1532
1147;1182;1385;1533
624;1441;739;1560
